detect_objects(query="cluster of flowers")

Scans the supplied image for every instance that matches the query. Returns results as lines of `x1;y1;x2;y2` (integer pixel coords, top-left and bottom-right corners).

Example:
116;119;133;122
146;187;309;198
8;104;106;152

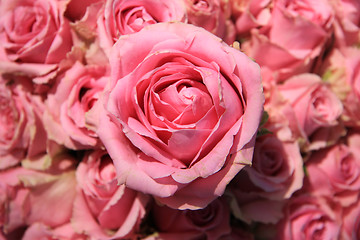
0;0;359;239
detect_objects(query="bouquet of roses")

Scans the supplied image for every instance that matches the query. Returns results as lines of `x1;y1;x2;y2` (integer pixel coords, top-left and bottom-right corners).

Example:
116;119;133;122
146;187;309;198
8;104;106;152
0;0;359;239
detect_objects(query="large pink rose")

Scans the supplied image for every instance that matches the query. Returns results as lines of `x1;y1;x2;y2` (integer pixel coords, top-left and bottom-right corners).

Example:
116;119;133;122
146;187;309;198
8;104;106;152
149;197;231;240
277;73;343;150
0;0;73;81
241;0;334;82
276;195;343;240
72;150;149;239
97;0;187;55
97;22;264;209
43;62;108;150
0;78;47;170
183;0;236;44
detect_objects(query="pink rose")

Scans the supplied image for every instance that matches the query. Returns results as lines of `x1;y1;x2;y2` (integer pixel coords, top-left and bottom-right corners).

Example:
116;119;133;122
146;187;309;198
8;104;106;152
0;154;77;235
98;22;264;209
276;195;343;240
305;131;360;207
184;0;236;44
72;150;149;239
277;73;343;150
22;223;87;240
0;78;47;170
322;47;360;127
0;0;73;81
331;0;360;49
232;133;304;200
97;0;187;55
229;130;303;224
241;0;334;82
64;0;105;21
342;196;360;240
43;62;108;150
231;0;272;37
150;197;231;240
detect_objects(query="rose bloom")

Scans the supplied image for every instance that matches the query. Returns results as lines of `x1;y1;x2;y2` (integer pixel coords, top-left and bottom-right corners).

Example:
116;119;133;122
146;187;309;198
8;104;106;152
97;22;264;209
275;195;343;240
21;223;87;240
0;154;77;236
241;0;334;82
149;197;231;240
0;78;47;170
43;62;108;150
0;0;73;82
97;0;187;55
277;73;343;150
322;47;360;127
305;131;360;207
330;0;360;49
231;0;272;37
342;195;360;240
183;0;236;44
72;150;149;239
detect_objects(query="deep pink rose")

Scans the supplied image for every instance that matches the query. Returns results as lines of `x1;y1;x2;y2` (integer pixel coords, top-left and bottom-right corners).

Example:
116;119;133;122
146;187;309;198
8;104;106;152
305;137;360;207
0;155;77;235
232;133;304;199
97;0;187;55
229;130;303;224
276;195;342;240
98;22;264;209
277;73;343;150
43;62;108;150
322;47;360;127
65;0;105;21
184;0;236;44
72;150;149;239
150;197;231;240
0;78;47;170
242;0;334;82
0;0;73;81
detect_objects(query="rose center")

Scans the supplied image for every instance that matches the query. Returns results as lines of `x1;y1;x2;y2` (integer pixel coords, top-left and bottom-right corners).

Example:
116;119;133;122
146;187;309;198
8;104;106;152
122;7;156;33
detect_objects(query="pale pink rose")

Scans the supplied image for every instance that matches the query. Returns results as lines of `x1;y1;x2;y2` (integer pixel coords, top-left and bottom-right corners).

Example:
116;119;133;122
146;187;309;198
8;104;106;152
97;0;187;55
22;223;87;240
231;0;272;37
276;195;342;240
277;73;343;150
184;0;236;44
72;150;149;240
242;0;334;82
43;62;108;150
0;155;77;235
330;0;360;49
150;197;231;240
0;0;73;83
0;78;47;170
305;137;360;207
98;22;264;209
322;47;360;127
342;196;360;240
